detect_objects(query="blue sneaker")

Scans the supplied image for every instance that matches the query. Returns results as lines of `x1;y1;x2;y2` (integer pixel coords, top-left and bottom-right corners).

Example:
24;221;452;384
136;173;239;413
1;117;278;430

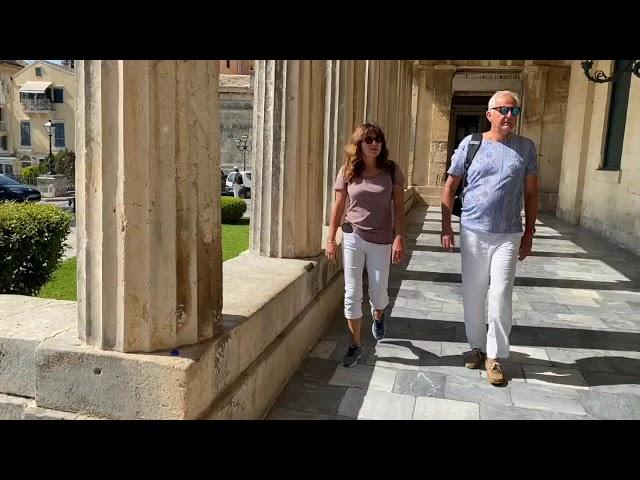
342;345;362;368
371;307;386;341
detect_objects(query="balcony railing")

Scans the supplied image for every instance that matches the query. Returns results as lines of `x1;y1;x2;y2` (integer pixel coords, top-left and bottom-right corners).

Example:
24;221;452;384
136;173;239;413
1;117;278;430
22;98;55;112
0;120;6;131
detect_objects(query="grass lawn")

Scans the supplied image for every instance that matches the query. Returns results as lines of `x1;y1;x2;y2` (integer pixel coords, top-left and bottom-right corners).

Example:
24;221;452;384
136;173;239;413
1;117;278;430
222;218;250;261
39;257;77;301
38;220;250;301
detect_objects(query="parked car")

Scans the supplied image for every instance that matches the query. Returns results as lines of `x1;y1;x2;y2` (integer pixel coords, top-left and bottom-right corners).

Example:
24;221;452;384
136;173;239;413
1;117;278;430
0;174;41;202
225;171;252;198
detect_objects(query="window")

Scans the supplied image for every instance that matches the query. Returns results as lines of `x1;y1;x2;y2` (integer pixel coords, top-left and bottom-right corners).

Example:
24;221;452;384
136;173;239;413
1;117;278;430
35;67;42;77
53;122;65;148
20;121;31;146
53;88;64;103
0;136;7;150
602;60;632;171
226;60;231;69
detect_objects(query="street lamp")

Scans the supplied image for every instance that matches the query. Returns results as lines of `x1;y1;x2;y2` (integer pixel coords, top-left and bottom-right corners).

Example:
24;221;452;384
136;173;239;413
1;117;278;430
234;134;251;171
43;120;55;174
581;60;640;83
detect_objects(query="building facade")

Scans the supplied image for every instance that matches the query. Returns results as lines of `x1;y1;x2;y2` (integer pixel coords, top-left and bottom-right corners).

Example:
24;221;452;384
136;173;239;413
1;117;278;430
10;60;75;176
0;60;26;177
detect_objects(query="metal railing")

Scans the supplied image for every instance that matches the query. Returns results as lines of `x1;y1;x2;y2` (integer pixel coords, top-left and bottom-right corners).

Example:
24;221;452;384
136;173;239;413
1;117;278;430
0;120;6;131
21;98;55;112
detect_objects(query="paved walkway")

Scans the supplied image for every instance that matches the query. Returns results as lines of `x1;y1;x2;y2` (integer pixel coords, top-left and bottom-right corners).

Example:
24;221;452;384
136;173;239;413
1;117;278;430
266;205;640;420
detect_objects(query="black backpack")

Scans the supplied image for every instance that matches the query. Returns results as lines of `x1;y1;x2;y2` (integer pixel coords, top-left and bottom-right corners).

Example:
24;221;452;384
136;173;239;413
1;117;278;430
235;172;243;185
452;133;482;217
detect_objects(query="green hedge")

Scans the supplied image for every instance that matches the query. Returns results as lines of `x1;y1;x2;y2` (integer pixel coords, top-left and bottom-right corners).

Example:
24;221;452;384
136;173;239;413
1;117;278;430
0;202;72;296
221;196;247;223
20;164;47;185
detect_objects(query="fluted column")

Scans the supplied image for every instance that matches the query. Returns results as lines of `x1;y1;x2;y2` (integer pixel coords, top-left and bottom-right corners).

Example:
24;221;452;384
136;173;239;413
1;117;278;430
251;60;326;258
76;60;221;353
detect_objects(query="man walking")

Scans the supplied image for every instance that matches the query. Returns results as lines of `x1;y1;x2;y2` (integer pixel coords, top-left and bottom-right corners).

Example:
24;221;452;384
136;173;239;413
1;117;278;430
441;90;538;385
232;166;243;198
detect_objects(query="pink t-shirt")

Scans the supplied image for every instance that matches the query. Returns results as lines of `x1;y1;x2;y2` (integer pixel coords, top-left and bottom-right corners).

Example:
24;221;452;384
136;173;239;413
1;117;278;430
334;163;405;245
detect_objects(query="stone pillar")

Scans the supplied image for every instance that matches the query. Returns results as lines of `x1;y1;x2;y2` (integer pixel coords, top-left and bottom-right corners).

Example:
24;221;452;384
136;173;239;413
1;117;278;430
411;67;433;187
353;61;367;124
251;60;326;258
394;61;411;179
364;61;380;122
428;66;455;187
76;60;222;353
322;60;360;226
522;65;571;212
521;66;547;156
557;61;594;224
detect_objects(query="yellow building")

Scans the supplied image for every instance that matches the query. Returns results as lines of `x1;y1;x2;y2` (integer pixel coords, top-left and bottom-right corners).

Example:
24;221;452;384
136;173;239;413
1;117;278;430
0;60;26;177
558;60;640;254
10;60;75;175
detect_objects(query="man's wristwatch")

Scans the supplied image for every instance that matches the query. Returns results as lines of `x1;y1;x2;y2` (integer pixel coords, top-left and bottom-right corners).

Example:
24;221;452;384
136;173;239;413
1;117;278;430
524;226;536;235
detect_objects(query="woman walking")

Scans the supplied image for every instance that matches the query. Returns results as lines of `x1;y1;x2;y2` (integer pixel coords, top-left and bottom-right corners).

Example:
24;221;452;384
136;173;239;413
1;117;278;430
325;123;406;367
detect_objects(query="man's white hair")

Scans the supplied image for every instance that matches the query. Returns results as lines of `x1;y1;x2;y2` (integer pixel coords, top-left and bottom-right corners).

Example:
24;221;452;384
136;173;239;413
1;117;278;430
488;90;520;110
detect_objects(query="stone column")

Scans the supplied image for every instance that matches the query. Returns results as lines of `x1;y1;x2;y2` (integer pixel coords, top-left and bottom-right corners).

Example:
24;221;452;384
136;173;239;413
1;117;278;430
428;66;455;187
398;61;413;178
353;61;367;125
323;60;359;226
411;67;434;187
251;60;326;258
557;61;595;224
364;61;380;122
76;60;221;353
523;65;571;212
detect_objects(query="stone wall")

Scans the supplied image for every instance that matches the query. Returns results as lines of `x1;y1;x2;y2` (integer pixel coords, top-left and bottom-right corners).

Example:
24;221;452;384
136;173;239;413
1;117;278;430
558;61;640;255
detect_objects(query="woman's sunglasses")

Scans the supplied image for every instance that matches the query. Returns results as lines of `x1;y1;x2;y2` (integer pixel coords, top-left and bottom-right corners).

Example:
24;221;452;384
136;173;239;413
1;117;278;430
363;135;383;144
491;106;522;116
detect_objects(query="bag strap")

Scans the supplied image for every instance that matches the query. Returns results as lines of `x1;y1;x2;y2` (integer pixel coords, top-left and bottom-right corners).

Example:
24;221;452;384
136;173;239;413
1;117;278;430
462;133;483;191
386;160;396;185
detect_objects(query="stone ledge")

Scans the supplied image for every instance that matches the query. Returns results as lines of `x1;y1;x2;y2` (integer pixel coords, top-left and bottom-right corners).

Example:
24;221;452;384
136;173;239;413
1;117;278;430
205;273;344;419
0;296;76;397
35;328;211;419
0;393;33;419
0;393;102;420
1;250;344;419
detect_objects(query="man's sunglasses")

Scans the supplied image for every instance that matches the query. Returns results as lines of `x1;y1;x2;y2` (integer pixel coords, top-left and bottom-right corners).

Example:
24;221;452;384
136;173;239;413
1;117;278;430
491;106;522;116
363;135;383;144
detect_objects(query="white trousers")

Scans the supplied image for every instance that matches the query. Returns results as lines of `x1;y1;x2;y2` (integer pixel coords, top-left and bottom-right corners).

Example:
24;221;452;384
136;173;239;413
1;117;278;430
460;226;521;359
233;184;241;197
342;232;392;320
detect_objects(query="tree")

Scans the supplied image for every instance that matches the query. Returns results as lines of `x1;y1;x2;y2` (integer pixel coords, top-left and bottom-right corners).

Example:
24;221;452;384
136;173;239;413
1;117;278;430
54;149;75;190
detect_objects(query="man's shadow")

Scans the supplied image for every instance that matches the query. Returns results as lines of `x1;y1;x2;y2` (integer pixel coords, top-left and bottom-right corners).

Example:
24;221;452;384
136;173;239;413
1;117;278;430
375;339;640;388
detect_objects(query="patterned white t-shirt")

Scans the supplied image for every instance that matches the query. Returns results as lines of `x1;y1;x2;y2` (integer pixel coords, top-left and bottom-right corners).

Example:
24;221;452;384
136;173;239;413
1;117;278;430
448;133;538;233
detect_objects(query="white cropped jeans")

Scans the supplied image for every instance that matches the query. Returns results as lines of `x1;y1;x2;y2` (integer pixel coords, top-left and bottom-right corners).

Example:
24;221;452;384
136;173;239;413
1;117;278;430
342;231;392;320
460;226;521;359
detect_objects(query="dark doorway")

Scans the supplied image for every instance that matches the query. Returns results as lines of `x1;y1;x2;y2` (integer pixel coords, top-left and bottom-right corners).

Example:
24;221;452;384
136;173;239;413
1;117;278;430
446;95;491;172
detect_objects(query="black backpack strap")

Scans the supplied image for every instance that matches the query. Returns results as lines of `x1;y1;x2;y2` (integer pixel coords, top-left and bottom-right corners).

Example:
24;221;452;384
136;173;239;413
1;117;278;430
386;160;396;185
462;133;483;189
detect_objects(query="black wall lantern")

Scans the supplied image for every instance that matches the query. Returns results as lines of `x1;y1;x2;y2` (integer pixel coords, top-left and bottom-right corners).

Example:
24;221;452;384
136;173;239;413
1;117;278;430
581;60;640;83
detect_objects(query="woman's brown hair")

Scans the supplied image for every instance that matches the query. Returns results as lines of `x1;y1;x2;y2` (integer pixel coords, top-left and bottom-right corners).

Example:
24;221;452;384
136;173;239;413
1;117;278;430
342;123;393;183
